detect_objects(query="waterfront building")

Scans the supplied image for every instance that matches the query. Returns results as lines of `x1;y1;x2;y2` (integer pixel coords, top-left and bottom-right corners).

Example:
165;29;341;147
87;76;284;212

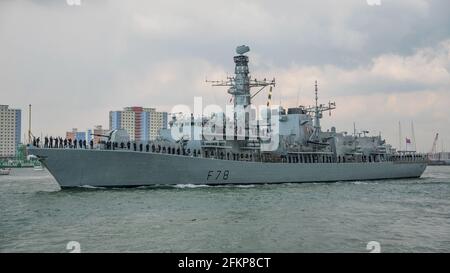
0;105;21;158
109;107;167;142
65;128;87;141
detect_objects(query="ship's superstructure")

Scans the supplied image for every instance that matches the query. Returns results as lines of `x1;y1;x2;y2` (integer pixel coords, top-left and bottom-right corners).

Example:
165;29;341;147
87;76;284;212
157;46;419;165
27;46;427;188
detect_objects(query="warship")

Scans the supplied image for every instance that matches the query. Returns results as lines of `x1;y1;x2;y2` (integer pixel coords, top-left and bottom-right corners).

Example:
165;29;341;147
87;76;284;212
27;45;427;188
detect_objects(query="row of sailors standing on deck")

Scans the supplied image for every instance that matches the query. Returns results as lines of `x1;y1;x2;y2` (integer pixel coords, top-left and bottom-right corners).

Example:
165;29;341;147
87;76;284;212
34;136;94;149
103;141;202;157
104;141;183;153
36;137;195;156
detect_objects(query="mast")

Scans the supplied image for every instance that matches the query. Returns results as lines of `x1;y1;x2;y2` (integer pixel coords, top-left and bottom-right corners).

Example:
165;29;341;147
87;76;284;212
305;81;335;143
207;45;275;109
314;81;320;133
28;104;32;145
312;81;321;141
398;121;402;152
206;45;275;141
232;52;251;108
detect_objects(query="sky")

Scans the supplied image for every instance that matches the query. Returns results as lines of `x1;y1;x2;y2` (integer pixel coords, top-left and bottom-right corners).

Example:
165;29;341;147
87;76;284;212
0;0;449;152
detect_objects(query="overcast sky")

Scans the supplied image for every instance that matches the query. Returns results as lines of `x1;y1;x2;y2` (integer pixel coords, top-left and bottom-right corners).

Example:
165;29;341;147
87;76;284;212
1;0;449;152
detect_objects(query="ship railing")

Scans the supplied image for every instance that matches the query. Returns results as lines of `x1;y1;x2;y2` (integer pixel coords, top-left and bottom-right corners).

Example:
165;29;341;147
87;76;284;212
240;147;261;150
391;153;428;163
284;151;335;164
201;144;232;149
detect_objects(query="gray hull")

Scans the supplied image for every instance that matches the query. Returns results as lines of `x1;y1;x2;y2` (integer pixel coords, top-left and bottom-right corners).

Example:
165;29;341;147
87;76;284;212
28;148;427;188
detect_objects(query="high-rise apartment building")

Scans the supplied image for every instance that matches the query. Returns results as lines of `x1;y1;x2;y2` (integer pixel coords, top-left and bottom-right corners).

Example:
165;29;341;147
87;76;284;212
109;107;167;142
0;105;21;158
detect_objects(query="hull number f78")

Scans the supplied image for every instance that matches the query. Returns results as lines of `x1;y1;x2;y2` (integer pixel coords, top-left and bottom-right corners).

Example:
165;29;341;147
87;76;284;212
207;170;230;181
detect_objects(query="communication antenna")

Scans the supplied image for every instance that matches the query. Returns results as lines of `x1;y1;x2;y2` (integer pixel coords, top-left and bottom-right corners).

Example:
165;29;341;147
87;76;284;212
303;81;336;143
315;81;319;110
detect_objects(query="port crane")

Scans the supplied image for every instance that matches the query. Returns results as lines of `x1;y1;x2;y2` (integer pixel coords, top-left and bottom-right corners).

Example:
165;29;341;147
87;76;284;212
429;133;439;158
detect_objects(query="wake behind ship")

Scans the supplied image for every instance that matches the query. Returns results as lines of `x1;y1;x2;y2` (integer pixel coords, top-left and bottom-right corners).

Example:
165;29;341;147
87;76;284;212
27;46;427;188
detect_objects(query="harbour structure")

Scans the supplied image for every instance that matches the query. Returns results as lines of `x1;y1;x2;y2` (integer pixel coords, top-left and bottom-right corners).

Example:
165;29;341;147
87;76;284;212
429;152;450;165
428;133;450;165
27;46;427;188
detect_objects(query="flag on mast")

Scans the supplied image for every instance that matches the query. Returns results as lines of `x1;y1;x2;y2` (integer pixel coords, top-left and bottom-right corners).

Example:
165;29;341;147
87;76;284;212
405;137;412;151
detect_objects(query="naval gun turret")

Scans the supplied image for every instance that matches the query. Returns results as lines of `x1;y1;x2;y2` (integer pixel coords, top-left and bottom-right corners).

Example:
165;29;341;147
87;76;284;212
91;129;130;148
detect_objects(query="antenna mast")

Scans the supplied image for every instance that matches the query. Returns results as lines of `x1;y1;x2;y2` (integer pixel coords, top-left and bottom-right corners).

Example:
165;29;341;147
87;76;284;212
315;81;318;109
304;81;336;142
206;45;275;108
28;104;32;145
205;45;275;140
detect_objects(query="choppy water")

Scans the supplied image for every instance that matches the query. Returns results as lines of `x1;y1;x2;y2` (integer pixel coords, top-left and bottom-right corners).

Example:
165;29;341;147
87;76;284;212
1;167;449;253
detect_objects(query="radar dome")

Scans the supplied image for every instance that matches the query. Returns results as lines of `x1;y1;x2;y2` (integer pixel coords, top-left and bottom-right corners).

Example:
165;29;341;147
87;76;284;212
236;45;250;55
